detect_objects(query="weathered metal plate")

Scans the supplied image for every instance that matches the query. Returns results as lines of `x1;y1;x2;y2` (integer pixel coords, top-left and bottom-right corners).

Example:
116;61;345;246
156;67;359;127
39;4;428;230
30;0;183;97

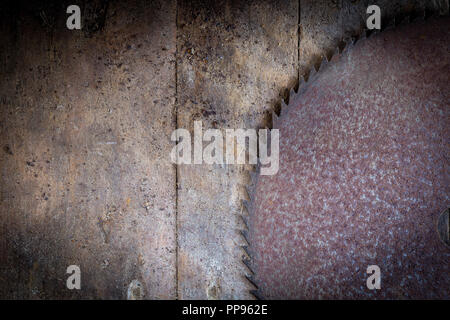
249;16;450;299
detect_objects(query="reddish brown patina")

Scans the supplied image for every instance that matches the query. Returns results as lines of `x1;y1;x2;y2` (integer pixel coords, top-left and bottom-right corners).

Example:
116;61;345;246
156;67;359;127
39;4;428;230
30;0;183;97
248;16;449;299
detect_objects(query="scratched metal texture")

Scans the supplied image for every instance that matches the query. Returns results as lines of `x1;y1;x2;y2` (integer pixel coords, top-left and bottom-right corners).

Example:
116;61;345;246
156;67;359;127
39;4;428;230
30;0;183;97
248;16;450;299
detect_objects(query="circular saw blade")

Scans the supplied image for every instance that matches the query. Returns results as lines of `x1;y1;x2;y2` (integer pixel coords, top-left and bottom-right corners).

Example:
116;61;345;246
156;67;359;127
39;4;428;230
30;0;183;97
246;15;450;299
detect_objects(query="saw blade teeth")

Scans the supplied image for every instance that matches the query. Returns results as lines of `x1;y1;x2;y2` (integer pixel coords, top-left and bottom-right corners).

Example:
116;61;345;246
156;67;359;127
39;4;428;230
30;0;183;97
242;256;254;273
240;14;450;300
241;245;251;257
240;215;249;230
289;88;296;101
241;229;250;244
331;47;340;62
242;199;251;214
298;75;306;93
245;275;258;289
281;99;288;112
308;66;317;81
318;57;328;72
250;290;263;300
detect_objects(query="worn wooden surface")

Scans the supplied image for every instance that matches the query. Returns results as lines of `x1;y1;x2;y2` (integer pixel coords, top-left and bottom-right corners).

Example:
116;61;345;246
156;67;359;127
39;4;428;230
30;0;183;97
176;0;298;299
0;0;447;299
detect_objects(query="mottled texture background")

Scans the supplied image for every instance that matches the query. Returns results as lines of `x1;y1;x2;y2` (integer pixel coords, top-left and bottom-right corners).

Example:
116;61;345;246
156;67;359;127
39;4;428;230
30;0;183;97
249;16;449;299
0;0;177;299
0;0;448;299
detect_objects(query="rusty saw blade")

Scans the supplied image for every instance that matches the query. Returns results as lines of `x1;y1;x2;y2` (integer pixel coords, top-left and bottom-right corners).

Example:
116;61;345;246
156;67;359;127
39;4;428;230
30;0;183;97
243;14;450;299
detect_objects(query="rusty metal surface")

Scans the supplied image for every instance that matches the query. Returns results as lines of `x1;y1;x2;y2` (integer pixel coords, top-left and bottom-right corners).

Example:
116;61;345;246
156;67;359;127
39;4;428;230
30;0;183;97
298;0;450;78
0;0;448;300
248;16;450;299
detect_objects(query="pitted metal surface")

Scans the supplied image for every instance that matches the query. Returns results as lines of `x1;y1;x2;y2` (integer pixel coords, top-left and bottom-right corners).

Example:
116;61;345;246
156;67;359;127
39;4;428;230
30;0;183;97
248;16;450;299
